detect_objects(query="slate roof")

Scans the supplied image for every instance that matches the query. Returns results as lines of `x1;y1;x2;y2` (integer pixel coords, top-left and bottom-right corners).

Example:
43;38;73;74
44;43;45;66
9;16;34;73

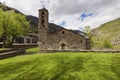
48;23;65;34
48;23;88;39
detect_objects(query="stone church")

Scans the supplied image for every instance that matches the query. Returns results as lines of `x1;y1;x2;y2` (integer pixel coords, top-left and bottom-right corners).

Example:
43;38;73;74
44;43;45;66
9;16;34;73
38;8;90;52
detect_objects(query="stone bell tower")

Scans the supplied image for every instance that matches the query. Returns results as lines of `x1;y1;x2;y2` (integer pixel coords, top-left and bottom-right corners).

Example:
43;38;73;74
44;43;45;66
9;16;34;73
38;8;49;52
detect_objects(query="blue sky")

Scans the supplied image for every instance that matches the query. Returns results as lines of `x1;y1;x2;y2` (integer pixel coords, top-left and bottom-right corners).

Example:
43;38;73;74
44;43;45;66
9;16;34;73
59;21;66;27
78;13;94;21
0;0;120;30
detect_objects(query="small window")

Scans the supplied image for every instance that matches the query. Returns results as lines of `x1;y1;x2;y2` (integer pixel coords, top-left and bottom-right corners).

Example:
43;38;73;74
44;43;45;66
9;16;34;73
41;12;45;17
62;31;65;34
81;40;83;42
43;42;45;45
41;20;45;24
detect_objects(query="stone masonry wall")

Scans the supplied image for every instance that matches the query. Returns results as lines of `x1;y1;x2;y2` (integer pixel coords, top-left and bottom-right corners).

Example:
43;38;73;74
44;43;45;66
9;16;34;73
46;29;90;50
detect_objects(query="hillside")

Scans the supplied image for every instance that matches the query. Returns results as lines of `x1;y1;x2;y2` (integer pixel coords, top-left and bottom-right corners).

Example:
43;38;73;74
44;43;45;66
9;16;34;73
0;2;85;35
0;52;120;80
90;18;120;50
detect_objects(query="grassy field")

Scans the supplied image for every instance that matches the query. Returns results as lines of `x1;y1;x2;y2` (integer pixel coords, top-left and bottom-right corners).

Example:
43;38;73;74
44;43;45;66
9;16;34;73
0;49;120;80
26;47;39;54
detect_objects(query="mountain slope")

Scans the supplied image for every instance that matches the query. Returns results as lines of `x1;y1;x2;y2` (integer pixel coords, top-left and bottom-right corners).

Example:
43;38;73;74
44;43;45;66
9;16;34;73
0;52;120;80
90;18;120;50
0;2;84;35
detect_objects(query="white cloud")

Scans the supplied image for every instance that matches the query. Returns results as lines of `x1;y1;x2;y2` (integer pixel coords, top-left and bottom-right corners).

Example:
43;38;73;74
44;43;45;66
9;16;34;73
0;0;120;30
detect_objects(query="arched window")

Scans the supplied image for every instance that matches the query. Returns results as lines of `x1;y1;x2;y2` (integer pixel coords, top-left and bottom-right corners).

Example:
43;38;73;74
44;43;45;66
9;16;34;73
61;43;66;49
62;31;65;34
41;12;45;17
81;40;83;42
41;19;45;24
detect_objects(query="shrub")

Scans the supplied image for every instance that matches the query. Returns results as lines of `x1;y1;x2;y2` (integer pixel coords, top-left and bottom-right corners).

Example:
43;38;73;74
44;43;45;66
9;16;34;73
103;39;113;48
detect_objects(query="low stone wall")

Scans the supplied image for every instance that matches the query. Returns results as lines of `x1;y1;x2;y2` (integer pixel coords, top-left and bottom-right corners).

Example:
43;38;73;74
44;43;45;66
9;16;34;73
0;49;14;54
0;49;25;60
0;43;38;49
41;50;120;53
12;43;38;49
0;43;37;60
1;49;120;60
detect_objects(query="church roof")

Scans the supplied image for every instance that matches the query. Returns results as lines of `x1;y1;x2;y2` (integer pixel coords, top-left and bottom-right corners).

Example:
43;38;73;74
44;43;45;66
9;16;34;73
48;23;65;34
48;23;88;39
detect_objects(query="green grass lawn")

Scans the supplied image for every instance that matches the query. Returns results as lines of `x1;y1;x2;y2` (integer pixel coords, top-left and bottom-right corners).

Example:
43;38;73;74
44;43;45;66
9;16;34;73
0;48;9;50
0;52;120;80
26;47;39;54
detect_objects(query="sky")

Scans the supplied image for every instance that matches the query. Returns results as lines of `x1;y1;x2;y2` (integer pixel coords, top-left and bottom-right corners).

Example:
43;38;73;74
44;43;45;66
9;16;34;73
0;0;120;30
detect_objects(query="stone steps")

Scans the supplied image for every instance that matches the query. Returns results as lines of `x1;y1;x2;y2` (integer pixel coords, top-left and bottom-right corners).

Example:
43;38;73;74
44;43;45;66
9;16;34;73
0;49;25;60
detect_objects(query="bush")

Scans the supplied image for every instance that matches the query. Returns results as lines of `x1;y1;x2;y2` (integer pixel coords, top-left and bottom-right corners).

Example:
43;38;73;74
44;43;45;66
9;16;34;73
103;39;113;48
5;39;13;48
